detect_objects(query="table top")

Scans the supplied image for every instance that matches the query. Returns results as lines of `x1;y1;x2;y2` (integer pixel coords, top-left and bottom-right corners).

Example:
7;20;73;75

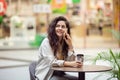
51;65;112;73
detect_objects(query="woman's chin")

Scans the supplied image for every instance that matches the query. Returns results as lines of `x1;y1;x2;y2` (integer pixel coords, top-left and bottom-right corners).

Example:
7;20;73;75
57;34;63;37
57;35;63;38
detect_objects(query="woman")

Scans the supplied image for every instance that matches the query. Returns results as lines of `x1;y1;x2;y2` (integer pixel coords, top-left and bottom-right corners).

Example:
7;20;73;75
35;16;82;80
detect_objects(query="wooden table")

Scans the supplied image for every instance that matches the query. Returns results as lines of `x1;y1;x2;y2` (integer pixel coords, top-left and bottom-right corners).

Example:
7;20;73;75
51;65;112;80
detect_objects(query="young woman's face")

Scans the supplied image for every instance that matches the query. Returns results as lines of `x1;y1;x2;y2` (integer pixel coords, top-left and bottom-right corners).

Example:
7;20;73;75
55;21;67;38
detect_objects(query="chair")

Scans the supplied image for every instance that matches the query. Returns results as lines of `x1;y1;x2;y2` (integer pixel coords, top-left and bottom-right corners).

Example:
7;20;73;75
29;61;37;80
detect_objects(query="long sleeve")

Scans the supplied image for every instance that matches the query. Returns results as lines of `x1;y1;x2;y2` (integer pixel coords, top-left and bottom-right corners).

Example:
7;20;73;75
52;50;76;67
35;38;55;80
66;50;76;61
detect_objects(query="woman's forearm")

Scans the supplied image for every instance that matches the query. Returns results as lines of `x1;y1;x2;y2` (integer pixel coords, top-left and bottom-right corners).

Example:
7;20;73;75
63;61;82;67
63;61;72;67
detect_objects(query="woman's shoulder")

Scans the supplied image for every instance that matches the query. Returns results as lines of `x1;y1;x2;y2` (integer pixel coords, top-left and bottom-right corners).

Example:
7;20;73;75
42;37;49;43
41;37;49;46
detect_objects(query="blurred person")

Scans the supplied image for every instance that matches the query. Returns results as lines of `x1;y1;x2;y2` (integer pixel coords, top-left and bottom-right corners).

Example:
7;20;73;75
104;3;112;17
104;3;112;27
97;8;104;35
35;16;82;80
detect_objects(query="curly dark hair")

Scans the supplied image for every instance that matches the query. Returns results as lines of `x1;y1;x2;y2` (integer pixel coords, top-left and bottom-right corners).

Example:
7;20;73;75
47;16;71;59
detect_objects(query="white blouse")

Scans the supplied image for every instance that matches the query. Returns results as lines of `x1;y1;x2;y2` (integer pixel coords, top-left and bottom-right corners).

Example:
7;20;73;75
35;37;75;80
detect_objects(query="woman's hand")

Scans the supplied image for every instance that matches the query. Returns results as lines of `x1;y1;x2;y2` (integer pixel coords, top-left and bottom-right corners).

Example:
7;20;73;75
63;61;82;68
63;32;73;49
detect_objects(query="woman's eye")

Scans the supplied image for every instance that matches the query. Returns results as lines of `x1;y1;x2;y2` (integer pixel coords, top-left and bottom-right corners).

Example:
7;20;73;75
62;25;66;28
56;25;60;27
56;25;66;29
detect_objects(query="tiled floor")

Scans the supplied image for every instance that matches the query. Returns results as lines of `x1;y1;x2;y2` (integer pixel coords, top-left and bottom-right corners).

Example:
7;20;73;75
0;66;30;80
0;50;37;80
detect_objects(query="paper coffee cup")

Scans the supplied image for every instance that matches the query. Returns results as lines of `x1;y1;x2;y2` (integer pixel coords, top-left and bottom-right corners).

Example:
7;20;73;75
76;54;84;63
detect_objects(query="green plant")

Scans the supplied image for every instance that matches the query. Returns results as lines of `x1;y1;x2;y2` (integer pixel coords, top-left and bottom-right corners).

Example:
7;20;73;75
29;34;46;47
110;29;120;47
92;49;120;80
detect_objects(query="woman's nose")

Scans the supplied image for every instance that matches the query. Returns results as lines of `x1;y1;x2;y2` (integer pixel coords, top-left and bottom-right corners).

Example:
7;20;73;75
58;26;62;29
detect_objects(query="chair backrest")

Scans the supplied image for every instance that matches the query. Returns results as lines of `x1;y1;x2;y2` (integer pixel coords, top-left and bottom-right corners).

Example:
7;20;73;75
29;61;37;80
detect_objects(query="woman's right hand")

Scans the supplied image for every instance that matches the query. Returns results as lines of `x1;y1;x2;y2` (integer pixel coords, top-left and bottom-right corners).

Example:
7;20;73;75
63;61;82;68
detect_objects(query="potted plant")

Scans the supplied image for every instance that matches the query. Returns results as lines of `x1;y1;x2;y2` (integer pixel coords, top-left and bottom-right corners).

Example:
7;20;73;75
92;49;120;80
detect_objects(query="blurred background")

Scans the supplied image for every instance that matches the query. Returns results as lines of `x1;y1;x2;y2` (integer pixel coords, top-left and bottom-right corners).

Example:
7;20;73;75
0;0;120;48
0;0;120;80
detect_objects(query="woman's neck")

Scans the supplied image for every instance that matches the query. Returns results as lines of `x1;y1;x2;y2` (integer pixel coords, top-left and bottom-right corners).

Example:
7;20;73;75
59;36;62;41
